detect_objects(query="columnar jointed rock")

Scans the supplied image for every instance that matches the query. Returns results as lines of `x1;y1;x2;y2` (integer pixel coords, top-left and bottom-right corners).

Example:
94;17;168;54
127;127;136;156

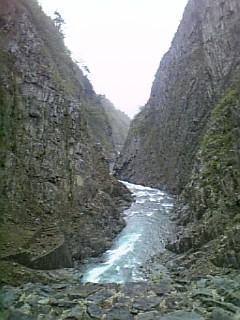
0;0;131;271
169;90;240;267
115;0;240;268
115;0;240;194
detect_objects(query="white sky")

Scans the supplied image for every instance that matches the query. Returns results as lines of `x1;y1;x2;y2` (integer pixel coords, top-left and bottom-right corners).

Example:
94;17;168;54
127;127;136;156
38;0;188;117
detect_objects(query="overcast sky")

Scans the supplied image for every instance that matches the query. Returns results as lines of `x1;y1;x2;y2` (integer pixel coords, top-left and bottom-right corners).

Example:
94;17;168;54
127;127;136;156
38;0;188;117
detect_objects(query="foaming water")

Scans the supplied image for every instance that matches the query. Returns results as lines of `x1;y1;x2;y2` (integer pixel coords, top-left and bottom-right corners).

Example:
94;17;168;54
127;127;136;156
81;181;174;283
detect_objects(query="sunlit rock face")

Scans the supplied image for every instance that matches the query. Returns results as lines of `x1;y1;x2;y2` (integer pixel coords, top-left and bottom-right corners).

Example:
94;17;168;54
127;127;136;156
0;0;131;269
115;0;240;267
115;0;240;194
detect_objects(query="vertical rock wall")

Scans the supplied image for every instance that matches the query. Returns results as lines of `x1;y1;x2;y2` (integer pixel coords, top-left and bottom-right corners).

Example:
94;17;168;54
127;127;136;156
115;0;240;267
115;0;240;194
0;0;131;269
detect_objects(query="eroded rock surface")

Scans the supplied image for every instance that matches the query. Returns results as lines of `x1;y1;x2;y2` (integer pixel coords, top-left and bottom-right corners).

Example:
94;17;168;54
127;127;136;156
0;0;131;271
0;267;239;320
115;0;240;269
115;0;240;194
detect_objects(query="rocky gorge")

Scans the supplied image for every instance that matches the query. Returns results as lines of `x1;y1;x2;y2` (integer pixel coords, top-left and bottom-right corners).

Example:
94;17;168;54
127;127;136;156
0;0;131;275
115;0;240;280
1;0;240;319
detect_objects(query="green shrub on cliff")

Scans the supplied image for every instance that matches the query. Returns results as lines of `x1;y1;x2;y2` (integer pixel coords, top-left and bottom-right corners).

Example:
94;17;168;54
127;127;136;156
177;88;240;266
198;89;240;212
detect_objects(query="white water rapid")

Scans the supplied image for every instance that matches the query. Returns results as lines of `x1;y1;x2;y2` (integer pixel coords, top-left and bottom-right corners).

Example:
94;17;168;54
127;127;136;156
81;181;174;283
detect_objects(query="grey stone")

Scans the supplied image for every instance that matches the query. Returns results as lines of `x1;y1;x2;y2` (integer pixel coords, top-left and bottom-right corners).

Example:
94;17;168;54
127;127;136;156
87;304;103;319
132;296;161;311
68;285;100;299
134;311;162;320
24;294;42;306
87;289;114;304
122;283;149;298
211;308;234;320
51;284;68;290
151;279;172;296
56;300;78;308
38;298;50;305
226;292;240;308
7;311;34;320
0;288;20;308
160;311;204;320
61;305;84;319
105;306;134;320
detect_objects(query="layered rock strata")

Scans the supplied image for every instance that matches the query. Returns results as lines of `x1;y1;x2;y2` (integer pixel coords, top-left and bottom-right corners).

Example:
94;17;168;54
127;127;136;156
115;0;240;193
115;0;240;267
0;0;131;270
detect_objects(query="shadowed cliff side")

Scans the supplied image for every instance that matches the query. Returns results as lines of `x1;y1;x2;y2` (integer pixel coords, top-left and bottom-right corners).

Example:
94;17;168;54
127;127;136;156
84;95;130;167
99;96;130;155
115;0;240;269
115;0;240;194
0;0;131;273
169;89;240;268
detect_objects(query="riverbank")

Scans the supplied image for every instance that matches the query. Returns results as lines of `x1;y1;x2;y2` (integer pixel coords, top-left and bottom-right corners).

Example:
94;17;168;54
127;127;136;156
1;182;240;319
1;260;239;319
1;244;240;319
81;182;174;284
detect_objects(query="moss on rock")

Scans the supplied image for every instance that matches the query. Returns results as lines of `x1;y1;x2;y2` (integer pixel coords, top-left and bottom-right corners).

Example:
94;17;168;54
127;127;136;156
172;88;240;268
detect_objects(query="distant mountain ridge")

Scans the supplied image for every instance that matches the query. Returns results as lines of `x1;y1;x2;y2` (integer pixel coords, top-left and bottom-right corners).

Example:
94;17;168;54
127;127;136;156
84;95;130;166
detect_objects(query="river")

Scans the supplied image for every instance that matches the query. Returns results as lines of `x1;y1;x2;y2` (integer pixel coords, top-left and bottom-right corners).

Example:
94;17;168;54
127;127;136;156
81;181;174;283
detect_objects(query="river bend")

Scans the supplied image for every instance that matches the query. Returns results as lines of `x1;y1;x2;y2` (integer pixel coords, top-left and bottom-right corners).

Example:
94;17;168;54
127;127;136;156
82;181;174;283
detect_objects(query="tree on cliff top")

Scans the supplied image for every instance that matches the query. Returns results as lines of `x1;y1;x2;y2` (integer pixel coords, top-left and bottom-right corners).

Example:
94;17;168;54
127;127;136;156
53;10;65;33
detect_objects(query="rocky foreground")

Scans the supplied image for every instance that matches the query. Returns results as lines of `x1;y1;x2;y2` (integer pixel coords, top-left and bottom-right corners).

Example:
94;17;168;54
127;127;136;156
1;182;239;320
0;253;240;320
1;243;240;320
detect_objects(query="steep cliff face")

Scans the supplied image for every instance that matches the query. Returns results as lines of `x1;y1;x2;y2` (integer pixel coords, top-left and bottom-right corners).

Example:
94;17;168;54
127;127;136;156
85;95;130;166
170;89;240;268
0;0;131;270
115;0;240;268
115;0;240;194
100;96;130;155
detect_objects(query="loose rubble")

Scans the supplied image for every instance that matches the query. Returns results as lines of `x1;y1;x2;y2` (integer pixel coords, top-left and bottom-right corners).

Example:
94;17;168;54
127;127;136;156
1;261;239;320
